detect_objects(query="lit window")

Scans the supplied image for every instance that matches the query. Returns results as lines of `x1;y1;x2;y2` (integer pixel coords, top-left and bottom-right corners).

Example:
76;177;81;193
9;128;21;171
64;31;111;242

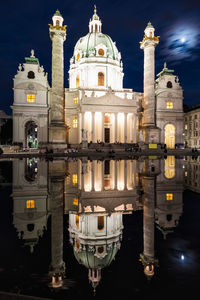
27;94;35;103
166;102;173;109
98;48;104;56
185;171;188;177
185;124;188;130
97;216;104;230
72;117;78;128
56;20;60;26
76;214;79;228
72;174;78;185
76;53;80;61
166;193;173;201
26;200;35;208
73;97;78;104
98;72;104;86
73;198;78;206
76;75;80;88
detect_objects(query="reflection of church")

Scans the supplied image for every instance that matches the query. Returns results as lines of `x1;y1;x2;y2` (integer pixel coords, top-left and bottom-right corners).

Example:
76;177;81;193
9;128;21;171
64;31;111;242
12;156;184;291
12;7;184;149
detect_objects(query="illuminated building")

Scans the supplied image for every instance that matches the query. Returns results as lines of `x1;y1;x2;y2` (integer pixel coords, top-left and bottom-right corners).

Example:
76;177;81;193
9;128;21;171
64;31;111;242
12;7;184;149
184;105;200;148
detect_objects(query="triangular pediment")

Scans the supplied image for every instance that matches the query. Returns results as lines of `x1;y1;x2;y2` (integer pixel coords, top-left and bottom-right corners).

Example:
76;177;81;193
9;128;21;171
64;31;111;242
82;92;136;107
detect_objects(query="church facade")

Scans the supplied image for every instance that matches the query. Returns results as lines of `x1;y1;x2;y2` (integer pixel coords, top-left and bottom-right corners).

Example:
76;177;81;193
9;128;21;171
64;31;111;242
12;8;184;149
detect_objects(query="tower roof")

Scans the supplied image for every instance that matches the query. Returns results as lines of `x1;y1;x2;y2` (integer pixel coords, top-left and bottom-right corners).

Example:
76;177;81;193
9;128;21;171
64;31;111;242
146;21;154;29
54;9;62;17
25;50;39;65
157;62;174;77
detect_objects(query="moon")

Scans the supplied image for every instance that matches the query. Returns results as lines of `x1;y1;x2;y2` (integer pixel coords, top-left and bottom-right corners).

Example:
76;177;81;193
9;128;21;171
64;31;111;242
181;37;185;43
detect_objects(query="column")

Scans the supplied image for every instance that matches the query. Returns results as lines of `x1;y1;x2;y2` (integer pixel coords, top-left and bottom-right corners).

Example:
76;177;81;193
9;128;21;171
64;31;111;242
124;160;127;190
124;113;128;143
102;112;105;142
91;112;95;143
101;161;105;191
114;160;117;190
115;113;118;142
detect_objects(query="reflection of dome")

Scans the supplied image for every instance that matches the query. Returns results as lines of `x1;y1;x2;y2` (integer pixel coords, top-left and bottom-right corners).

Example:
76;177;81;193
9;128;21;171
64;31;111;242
73;243;119;269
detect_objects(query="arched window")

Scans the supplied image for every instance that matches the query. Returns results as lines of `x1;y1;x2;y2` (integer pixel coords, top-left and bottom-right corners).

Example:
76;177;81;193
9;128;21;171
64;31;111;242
56;20;60;26
98;72;104;86
167;81;172;88
27;71;35;79
76;214;79;228
76;75;80;88
97;216;104;230
26;200;35;209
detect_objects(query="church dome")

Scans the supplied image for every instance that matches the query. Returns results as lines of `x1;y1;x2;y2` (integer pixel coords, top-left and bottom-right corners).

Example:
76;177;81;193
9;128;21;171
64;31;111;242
73;32;120;62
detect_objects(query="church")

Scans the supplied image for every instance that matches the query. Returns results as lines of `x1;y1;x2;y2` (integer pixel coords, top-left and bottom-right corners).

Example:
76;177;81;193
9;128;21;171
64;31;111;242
12;7;184;149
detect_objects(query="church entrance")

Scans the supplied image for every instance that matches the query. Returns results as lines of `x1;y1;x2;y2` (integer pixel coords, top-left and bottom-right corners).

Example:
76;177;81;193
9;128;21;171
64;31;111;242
25;121;38;149
164;124;175;149
105;128;110;143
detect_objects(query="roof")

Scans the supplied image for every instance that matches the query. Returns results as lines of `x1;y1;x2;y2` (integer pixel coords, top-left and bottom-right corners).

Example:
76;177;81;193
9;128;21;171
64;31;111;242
157;65;174;77
25;56;39;65
54;9;62;17
74;32;119;60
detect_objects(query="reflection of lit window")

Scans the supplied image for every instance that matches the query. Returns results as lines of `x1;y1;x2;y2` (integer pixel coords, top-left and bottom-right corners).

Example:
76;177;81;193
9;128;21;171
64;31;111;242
75;240;80;249
72;117;78;128
185;171;188;177
185;124;187;130
165;156;175;179
73;198;78;206
73;97;78;104
97;216;104;230
27;94;35;103
166;193;173;201
26;200;35;208
72;174;78;185
76;214;79;228
166;102;173;109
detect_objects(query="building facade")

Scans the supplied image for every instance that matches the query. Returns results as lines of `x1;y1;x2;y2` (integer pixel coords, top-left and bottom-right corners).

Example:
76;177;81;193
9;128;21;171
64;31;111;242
12;8;184;149
184;105;200;148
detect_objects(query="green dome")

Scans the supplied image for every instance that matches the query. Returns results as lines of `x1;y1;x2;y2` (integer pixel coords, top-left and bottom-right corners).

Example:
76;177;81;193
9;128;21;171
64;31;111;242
74;244;118;269
73;32;119;60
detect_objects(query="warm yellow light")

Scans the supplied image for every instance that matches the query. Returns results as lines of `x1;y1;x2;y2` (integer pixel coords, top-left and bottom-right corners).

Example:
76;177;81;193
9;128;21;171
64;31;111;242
27;94;35;103
98;48;104;56
72;117;78;128
73;197;78;206
76;53;80;61
76;75;80;88
166;193;173;201
73;97;78;104
98;72;104;86
72;174;78;185
76;214;79;227
26;200;35;208
166;101;173;109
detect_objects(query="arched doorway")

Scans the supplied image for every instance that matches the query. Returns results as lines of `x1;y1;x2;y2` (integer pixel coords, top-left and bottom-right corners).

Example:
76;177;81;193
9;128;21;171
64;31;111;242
165;124;175;149
25;121;38;148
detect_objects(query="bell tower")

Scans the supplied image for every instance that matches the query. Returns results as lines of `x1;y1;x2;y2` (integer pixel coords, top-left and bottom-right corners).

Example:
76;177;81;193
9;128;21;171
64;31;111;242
140;22;160;145
49;10;67;146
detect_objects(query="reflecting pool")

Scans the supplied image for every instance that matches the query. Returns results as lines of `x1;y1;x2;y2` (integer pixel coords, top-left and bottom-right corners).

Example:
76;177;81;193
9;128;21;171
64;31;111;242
0;156;200;299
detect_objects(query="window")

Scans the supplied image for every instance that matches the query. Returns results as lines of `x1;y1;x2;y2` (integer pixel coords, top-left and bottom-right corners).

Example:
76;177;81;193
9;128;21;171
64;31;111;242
27;94;35;103
56;20;60;26
98;48;104;56
27;71;35;79
167;81;172;88
76;53;80;61
166;193;173;201
185;124;188;130
72;174;78;185
76;214;79;228
73;198;78;206
72;117;78;128
26;200;35;208
97;216;104;230
73;97;78;104
76;75;80;88
166;101;173;109
98;72;104;86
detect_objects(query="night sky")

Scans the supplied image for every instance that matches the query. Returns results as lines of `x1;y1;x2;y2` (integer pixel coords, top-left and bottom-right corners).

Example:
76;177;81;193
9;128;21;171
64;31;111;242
0;0;200;114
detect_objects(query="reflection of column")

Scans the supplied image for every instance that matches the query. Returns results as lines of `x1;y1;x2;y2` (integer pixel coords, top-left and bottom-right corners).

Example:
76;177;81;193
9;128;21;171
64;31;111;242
140;175;158;279
114;160;117;190
92;160;94;191
124;160;127;190
102;112;105;142
92;112;95;143
49;176;65;288
81;112;84;132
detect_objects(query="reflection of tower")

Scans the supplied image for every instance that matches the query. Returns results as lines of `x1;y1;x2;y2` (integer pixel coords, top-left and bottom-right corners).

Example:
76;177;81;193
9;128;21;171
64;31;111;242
69;213;123;292
49;10;67;145
139;159;159;278
140;22;160;144
49;161;66;288
12;159;49;252
155;156;183;238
